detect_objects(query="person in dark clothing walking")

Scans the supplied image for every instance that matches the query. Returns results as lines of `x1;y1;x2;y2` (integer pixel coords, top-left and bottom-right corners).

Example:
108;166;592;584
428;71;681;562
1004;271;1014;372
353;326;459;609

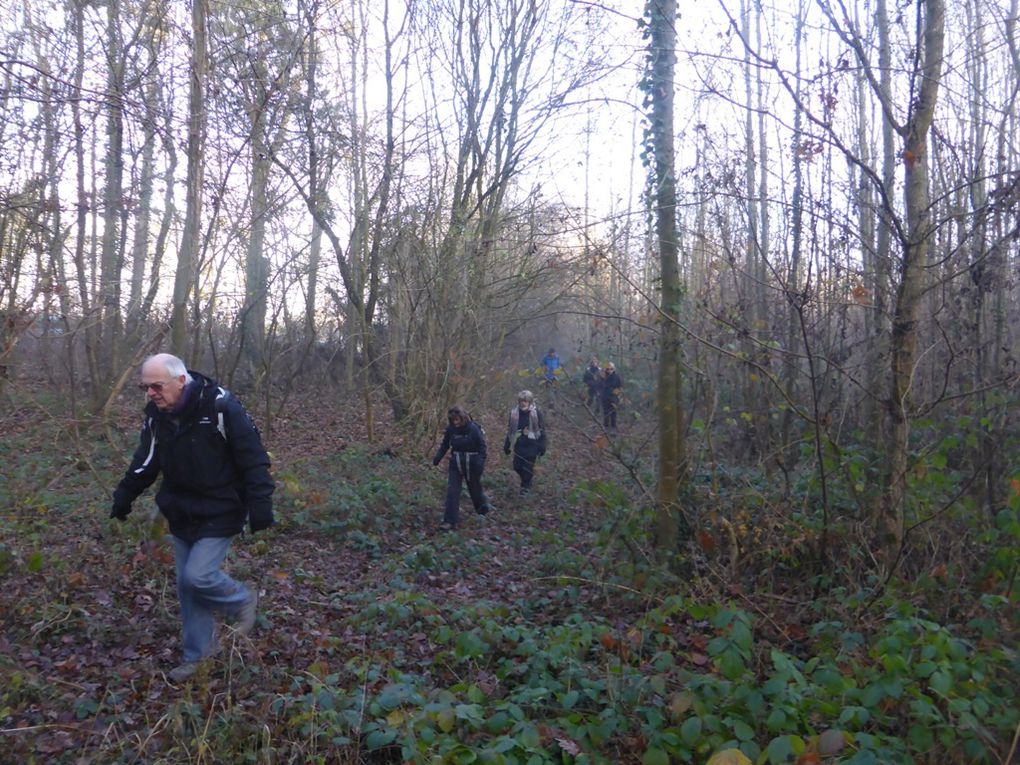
600;362;622;431
503;390;547;496
583;356;602;411
111;353;275;683
432;405;493;530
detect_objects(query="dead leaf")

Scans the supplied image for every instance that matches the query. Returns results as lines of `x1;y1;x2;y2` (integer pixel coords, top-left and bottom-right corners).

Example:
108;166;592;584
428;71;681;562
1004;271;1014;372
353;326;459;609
555;735;581;755
706;749;752;765
67;571;86;588
817;729;846;755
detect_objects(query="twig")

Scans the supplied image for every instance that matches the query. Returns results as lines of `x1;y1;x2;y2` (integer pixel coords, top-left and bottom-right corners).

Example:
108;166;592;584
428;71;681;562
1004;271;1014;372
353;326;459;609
999;718;1020;765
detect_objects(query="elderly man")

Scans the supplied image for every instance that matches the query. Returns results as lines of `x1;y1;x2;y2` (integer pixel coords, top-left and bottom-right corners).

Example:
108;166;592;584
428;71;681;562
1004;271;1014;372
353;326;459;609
111;353;275;682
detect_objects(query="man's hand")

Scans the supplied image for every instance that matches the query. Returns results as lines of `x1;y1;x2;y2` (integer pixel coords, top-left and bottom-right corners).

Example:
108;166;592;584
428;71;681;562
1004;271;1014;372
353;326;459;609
432;457;441;466
110;503;131;521
249;513;275;533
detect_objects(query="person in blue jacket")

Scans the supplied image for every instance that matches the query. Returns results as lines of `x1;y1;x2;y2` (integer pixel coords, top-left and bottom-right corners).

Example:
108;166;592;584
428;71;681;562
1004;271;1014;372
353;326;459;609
541;348;561;384
432;405;494;530
111;353;275;683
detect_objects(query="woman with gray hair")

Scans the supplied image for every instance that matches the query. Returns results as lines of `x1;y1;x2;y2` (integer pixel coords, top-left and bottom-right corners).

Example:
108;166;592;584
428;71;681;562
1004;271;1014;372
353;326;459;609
503;390;547;496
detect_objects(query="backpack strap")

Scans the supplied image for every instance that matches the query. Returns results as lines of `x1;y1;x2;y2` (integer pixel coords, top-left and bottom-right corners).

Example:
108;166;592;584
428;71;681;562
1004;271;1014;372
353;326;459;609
133;416;157;473
212;386;262;443
214;386;230;442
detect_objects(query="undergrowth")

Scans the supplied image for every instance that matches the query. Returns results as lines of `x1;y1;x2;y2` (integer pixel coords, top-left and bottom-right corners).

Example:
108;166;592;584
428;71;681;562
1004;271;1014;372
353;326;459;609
0;396;1017;765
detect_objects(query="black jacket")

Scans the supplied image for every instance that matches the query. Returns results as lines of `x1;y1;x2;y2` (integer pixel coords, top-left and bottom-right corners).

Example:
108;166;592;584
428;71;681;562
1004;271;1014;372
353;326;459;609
112;371;275;541
601;371;622;404
503;407;546;458
433;419;488;478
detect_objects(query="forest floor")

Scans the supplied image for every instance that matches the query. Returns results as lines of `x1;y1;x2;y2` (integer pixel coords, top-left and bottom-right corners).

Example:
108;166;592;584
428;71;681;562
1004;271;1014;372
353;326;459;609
1;381;1017;765
0;382;679;764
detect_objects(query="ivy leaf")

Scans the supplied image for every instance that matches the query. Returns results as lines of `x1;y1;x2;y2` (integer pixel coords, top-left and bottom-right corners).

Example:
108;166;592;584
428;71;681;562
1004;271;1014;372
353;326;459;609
642;747;669;765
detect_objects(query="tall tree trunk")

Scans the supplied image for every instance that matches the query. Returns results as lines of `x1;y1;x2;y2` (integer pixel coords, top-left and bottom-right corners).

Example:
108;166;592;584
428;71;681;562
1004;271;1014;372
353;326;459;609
302;0;322;350
71;0;101;393
126;9;164;346
854;1;880;445
170;0;208;357
99;0;125;384
30;9;73;403
882;0;945;570
780;0;807;468
647;0;687;555
740;0;765;458
871;0;896;450
241;138;271;388
962;0;1000;514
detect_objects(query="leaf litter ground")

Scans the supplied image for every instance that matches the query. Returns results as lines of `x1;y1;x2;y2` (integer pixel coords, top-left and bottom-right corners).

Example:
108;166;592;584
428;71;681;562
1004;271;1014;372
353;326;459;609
1;385;659;763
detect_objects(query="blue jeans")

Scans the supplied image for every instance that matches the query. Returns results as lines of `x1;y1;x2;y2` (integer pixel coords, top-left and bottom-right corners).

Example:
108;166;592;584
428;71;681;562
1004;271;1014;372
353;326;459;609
172;535;251;662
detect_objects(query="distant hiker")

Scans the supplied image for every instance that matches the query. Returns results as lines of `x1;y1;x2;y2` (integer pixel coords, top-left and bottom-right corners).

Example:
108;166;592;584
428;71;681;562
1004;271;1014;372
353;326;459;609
432;405;494;531
583;356;602;410
503;390;547;496
541;348;561;384
110;353;275;683
601;362;623;432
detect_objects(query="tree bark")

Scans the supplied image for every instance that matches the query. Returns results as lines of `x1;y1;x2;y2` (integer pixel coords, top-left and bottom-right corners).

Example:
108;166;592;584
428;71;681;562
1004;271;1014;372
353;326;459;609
170;0;208;357
99;0;125;383
882;0;945;570
648;0;687;555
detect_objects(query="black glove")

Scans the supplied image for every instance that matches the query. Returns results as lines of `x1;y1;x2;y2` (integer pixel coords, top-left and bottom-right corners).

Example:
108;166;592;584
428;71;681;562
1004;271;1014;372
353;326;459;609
110;502;131;521
432;457;441;466
249;512;275;533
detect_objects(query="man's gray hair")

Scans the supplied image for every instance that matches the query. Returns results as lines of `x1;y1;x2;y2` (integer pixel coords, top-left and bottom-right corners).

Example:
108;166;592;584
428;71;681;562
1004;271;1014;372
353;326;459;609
147;353;193;383
517;389;534;402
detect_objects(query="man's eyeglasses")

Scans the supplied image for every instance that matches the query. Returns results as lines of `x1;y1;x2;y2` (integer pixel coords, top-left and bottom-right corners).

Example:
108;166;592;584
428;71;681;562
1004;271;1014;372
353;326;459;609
138;381;167;393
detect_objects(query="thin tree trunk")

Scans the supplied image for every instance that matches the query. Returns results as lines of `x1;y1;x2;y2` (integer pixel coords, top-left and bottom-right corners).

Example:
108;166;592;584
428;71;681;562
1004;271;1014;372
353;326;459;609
882;0;945;570
71;0;100;394
871;0;896;449
99;0;125;383
780;0;807;468
126;47;161;344
648;0;687;556
170;0;207;357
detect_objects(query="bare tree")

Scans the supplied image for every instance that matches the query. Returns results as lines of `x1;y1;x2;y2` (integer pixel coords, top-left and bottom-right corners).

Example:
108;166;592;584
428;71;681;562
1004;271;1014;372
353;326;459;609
170;0;209;356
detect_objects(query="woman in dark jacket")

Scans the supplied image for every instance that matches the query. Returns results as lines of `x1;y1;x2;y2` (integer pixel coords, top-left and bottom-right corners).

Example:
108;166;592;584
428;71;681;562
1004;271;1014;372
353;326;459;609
503;390;547;496
600;362;622;431
432;405;493;530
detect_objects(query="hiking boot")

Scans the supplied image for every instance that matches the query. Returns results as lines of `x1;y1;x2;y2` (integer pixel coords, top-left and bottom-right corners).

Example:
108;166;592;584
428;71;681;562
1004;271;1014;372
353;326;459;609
477;504;494;515
233;591;258;636
167;661;201;683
